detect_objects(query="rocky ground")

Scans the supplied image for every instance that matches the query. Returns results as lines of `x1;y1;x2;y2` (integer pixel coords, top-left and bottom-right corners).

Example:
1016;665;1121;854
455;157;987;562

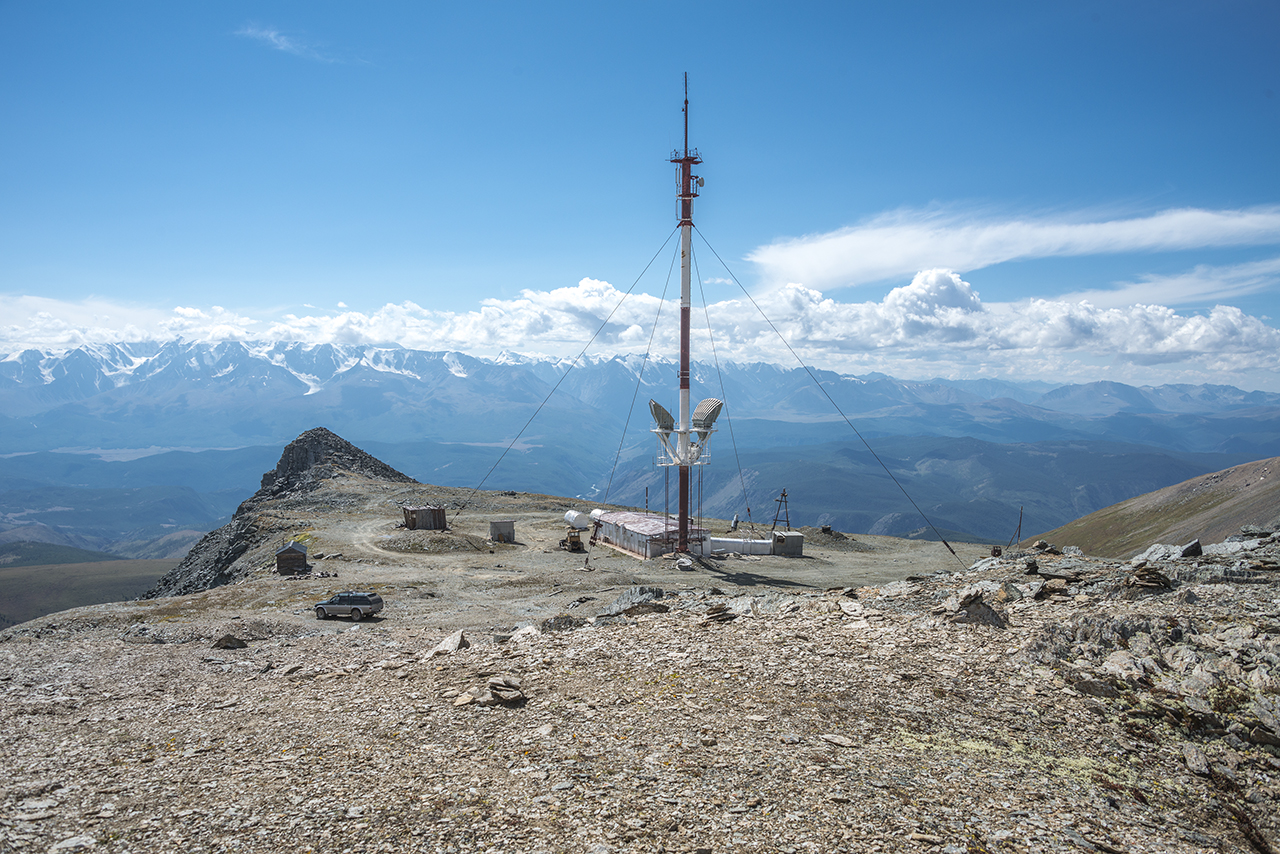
3;438;1280;854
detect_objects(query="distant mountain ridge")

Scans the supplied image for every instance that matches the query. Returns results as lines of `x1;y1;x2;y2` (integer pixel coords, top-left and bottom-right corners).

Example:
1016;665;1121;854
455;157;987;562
5;341;1280;551
4;341;1280;457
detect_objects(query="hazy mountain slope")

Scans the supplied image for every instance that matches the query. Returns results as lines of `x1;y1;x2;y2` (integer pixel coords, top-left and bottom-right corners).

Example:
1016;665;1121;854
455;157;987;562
0;486;226;546
601;437;1257;542
0;447;280;496
0;541;119;568
1033;456;1280;558
0;521;102;551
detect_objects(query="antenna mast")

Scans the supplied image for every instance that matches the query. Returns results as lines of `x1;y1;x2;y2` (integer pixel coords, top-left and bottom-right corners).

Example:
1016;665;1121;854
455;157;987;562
651;73;709;554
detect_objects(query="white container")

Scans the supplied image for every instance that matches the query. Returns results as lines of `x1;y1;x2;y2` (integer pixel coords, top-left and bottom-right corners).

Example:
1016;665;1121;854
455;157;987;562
564;510;590;530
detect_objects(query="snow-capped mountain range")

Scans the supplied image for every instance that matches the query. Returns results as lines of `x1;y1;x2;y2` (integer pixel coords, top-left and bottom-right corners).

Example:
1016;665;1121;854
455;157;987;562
3;339;1280;553
3;340;1280;456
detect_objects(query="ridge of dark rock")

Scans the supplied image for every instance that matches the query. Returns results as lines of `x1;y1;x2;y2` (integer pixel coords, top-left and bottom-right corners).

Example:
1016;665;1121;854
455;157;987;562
252;426;416;506
143;427;416;599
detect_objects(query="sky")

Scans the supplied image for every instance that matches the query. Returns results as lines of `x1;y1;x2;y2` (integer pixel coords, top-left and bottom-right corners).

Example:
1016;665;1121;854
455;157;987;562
2;1;1279;388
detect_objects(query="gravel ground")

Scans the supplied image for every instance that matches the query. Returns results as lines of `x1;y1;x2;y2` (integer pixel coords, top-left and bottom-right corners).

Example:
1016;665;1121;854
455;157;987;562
3;474;1279;854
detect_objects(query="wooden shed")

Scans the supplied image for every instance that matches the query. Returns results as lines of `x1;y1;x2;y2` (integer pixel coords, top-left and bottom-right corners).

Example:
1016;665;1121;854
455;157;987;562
275;541;308;575
403;505;446;531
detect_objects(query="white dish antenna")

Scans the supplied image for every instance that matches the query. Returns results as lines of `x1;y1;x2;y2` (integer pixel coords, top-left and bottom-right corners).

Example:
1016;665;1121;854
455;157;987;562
649;399;675;436
692;397;723;442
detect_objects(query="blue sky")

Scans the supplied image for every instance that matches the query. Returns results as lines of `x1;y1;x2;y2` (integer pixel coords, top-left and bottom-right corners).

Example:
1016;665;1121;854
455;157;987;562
2;2;1279;387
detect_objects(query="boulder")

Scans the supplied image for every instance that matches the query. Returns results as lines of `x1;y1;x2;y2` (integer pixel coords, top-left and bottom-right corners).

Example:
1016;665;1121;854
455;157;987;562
511;625;540;642
540;615;586;633
472;675;526;708
946;588;1006;629
1123;566;1173;598
1183;744;1210;776
429;630;470;658
600;586;668;617
1134;540;1202;563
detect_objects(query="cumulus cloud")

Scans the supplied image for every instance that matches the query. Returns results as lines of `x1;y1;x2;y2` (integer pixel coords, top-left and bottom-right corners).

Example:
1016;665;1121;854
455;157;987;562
713;270;1280;376
0;295;176;350
159;306;258;342
3;273;1280;388
748;206;1280;291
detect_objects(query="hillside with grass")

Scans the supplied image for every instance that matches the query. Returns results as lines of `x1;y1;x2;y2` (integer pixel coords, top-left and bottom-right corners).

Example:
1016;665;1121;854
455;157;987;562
1032;456;1280;558
0;558;177;629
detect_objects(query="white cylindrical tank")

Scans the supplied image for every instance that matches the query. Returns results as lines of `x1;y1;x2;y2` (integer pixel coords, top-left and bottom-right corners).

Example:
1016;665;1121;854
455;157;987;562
589;508;606;522
564;510;590;530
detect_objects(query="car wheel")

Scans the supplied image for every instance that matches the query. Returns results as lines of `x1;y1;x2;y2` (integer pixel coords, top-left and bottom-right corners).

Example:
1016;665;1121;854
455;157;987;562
350;608;362;621
315;607;326;620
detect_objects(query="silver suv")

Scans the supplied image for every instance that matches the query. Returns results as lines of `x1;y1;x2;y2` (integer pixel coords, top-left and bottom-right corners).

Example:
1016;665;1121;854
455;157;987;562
314;592;384;621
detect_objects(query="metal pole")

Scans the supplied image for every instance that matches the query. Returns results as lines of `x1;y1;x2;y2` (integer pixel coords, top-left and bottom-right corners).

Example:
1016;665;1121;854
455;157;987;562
655;73;701;555
674;75;698;552
678;219;691;551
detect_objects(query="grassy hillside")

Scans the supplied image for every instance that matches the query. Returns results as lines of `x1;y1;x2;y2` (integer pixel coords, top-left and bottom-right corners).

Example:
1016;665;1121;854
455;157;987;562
0;559;177;629
1032;456;1280;558
0;541;120;568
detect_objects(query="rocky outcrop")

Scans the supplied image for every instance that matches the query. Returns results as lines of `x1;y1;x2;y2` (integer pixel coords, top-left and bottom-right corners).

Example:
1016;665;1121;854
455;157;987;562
143;428;416;598
251;427;416;507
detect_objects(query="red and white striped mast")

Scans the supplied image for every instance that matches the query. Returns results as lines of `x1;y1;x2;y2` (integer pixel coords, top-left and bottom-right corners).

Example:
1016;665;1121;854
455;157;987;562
674;75;699;553
651;74;719;554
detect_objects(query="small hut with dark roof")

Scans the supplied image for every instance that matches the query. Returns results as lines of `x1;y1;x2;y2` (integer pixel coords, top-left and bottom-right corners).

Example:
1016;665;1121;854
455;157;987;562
275;541;308;575
402;505;446;531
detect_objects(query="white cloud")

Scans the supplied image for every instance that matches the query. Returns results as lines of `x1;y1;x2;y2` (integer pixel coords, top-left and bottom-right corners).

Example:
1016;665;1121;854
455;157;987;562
0;296;174;350
747;206;1280;291
235;25;335;63
1058;256;1280;309
4;272;1280;388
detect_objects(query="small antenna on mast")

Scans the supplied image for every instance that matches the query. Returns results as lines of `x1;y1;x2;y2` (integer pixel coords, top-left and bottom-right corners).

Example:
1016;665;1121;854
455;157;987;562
683;72;689;156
